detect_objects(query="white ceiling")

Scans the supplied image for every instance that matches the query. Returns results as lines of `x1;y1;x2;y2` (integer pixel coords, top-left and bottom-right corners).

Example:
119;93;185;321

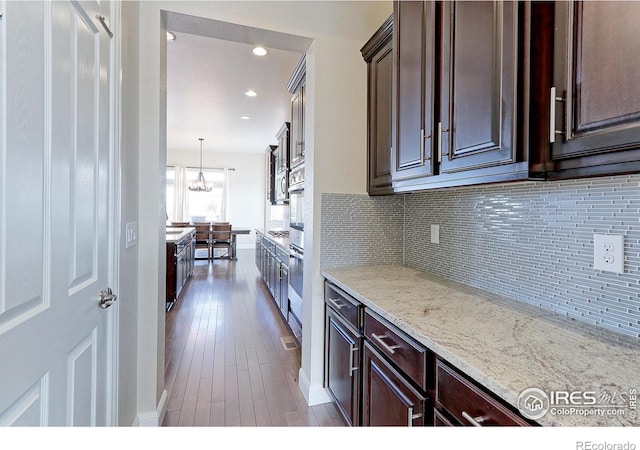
166;31;304;155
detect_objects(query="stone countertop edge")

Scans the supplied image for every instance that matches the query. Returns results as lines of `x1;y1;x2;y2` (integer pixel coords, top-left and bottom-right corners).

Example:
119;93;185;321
165;227;195;243
321;264;640;427
255;229;289;249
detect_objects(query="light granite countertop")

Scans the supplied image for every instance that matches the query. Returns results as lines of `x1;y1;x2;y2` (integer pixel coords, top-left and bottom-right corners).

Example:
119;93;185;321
165;227;195;243
255;229;289;250
321;264;640;427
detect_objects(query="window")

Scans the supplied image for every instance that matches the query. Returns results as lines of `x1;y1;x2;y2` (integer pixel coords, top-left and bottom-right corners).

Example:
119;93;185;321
166;166;229;223
185;167;227;222
166;166;176;223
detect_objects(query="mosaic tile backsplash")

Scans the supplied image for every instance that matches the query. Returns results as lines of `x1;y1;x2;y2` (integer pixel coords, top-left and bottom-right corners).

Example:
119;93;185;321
320;193;404;268
321;174;640;338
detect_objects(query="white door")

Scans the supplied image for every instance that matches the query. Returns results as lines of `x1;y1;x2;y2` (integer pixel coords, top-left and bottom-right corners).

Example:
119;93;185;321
0;0;116;426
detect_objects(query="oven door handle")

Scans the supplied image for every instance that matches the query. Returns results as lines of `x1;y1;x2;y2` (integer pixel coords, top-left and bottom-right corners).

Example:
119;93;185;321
290;250;303;260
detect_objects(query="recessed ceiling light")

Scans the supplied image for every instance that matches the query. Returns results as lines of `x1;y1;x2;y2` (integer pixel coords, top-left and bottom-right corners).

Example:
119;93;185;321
167;31;176;42
252;46;268;56
241;116;250;120
245;90;257;97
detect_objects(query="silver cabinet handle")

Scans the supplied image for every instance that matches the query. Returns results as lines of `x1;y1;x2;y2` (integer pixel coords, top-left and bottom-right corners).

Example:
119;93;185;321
98;288;117;309
550;86;568;143
328;298;344;309
462;411;488;427
437;122;450;163
348;343;358;377
371;333;401;354
420;129;431;164
407;407;423;427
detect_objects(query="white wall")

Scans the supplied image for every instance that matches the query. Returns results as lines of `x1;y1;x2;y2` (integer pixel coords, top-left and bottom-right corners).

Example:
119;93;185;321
118;1;141;426
135;0;392;422
166;148;265;249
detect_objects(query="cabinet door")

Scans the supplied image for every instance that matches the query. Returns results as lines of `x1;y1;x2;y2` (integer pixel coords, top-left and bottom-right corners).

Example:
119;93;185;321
290;82;305;167
326;308;361;426
276;122;290;173
176;248;185;298
550;1;640;177
364;19;393;195
392;1;437;183
362;342;426;426
266;147;276;204
255;235;262;269
439;1;519;173
280;265;289;318
166;244;177;304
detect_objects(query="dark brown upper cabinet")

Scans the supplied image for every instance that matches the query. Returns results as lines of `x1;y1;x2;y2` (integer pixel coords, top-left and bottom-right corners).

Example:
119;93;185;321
361;15;394;195
438;1;519;173
288;55;306;169
391;1;437;186
364;1;640;195
390;0;534;193
547;1;640;179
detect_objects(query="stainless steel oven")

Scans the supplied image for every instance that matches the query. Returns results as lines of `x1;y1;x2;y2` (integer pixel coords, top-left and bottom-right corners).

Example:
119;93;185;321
275;169;288;204
288;226;303;335
288;164;304;229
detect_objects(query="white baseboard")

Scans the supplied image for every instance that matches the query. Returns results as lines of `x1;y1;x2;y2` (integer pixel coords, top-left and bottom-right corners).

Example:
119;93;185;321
133;389;168;426
298;367;331;406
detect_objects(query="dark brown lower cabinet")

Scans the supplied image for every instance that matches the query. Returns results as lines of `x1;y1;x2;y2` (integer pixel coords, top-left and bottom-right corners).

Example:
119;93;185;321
435;359;532;426
362;342;427;426
166;230;195;311
325;308;362;426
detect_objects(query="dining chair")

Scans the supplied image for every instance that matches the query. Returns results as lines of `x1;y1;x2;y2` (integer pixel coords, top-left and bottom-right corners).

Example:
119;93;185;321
192;222;212;260
170;221;191;228
211;223;232;259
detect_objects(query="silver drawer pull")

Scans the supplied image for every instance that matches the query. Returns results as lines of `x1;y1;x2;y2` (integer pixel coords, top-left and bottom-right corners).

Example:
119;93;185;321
407;407;422;427
328;298;344;309
349;343;358;377
371;333;401;354
462;411;488;427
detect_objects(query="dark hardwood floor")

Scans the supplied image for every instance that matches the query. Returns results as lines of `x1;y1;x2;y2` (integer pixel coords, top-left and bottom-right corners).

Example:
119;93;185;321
162;248;345;427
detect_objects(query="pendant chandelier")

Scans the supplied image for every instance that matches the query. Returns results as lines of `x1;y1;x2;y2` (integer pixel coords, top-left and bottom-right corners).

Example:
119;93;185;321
189;138;212;192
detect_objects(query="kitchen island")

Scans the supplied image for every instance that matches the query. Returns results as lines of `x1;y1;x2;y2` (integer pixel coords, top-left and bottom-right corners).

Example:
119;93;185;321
322;264;640;426
166;227;195;311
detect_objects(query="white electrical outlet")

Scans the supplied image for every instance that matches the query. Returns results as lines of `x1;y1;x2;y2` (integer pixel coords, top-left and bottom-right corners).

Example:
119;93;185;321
125;222;138;249
431;224;440;244
593;234;624;274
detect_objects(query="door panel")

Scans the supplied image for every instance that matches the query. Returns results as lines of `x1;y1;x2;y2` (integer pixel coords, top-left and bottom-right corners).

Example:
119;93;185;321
370;39;393;190
440;1;518;173
1;0;48;330
326;310;360;426
392;1;436;182
0;0;114;426
362;342;426;426
552;1;640;159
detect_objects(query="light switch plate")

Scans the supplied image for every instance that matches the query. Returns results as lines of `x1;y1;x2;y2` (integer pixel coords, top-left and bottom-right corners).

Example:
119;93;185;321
431;224;440;244
593;234;624;274
125;222;137;249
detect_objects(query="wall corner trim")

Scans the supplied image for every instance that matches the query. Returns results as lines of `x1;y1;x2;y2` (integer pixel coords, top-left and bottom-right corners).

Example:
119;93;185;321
298;368;332;406
134;389;168;426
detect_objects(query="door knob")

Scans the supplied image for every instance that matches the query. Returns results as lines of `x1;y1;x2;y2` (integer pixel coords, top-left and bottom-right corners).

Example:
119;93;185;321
98;288;117;309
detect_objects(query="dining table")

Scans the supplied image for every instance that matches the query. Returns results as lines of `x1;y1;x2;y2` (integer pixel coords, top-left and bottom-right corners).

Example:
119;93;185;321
230;228;251;260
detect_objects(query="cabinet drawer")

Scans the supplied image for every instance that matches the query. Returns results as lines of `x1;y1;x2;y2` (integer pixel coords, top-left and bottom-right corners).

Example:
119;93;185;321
435;359;531;426
364;310;428;391
325;282;362;331
363;342;427;426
